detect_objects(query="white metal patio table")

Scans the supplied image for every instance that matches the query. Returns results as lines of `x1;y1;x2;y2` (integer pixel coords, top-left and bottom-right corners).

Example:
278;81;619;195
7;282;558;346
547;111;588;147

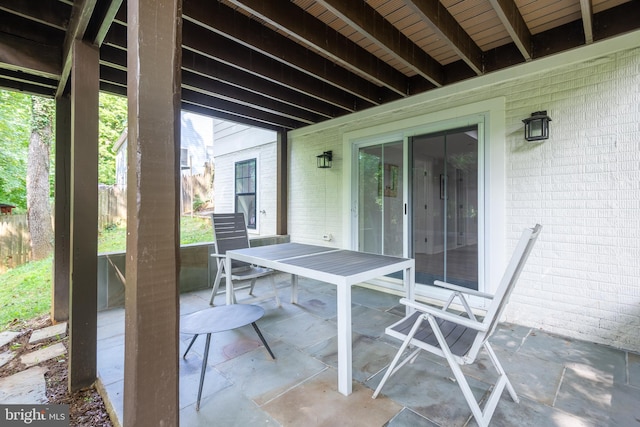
224;242;415;396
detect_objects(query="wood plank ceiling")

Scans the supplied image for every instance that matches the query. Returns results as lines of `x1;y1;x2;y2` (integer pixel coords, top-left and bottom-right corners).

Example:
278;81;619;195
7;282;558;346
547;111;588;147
0;0;638;131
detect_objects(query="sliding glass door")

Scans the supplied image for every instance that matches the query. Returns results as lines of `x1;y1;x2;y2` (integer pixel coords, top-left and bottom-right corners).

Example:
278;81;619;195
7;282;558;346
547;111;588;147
355;127;479;290
411;127;478;289
357;141;404;257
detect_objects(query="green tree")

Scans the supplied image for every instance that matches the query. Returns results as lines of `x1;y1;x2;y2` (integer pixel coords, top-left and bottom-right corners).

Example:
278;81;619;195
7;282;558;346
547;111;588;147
27;96;55;260
98;93;127;185
0;90;31;210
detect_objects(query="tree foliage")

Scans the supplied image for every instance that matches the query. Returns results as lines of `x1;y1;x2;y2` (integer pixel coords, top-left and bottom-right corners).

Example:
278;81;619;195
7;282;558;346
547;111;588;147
99;93;127;185
0;90;31;210
0;89;127;209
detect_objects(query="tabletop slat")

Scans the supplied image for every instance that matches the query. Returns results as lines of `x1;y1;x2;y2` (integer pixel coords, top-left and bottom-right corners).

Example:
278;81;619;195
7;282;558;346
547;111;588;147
235;242;336;261
279;250;410;277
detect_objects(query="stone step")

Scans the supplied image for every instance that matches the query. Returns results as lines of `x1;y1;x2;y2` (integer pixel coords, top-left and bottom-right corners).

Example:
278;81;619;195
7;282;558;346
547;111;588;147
0;350;16;369
0;365;48;404
29;322;67;344
20;342;67;368
0;350;16;368
0;331;20;348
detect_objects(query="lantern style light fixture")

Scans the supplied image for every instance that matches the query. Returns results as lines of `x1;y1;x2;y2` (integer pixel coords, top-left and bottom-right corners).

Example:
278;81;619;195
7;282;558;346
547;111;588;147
522;111;551;141
317;150;333;169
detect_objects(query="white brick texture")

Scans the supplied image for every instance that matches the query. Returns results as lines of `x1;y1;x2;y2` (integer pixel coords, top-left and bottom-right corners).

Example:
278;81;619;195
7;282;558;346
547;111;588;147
288;45;640;352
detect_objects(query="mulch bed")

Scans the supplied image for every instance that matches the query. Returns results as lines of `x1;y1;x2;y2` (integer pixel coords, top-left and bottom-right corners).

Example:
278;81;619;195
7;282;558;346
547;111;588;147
0;315;113;427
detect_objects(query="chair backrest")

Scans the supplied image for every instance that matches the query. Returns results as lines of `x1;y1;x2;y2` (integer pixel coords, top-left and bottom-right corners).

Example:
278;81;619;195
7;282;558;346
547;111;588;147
468;224;542;358
212;213;251;269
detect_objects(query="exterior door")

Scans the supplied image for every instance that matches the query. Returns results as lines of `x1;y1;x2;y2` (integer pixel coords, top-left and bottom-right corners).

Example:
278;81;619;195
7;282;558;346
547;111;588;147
357;141;404;257
411;127;479;289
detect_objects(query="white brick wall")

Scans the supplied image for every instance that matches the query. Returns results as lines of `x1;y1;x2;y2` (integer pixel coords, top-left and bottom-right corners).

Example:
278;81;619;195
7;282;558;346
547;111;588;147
288;40;640;352
288;129;343;245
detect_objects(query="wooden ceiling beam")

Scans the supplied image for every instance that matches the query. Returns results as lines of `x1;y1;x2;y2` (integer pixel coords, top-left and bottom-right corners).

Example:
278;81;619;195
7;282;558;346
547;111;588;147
180;20;378;111
181;50;342;120
102;25;356;116
579;0;594;44
0;68;58;90
487;0;532;61
0;10;65;46
182;1;389;106
98;54;322;128
216;0;409;97
308;0;444;86
182;70;323;125
592;1;640;42
0;76;56;97
404;0;483;75
56;0;98;97
0;32;61;79
182;88;305;130
100;80;126;96
0;0;70;30
181;102;285;133
88;0;124;46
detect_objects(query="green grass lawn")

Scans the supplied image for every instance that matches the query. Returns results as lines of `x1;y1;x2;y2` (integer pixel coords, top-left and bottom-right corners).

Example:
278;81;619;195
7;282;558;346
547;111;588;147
0;215;213;330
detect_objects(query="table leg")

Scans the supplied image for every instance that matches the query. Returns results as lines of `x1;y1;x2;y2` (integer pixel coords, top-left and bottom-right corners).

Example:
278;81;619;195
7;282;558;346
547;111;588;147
183;334;199;359
291;274;298;304
336;283;352;396
251;322;275;359
196;333;212;411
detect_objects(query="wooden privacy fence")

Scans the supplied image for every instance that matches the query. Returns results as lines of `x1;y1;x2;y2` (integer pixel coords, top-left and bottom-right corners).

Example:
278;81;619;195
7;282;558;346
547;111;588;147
98;185;127;229
0;214;30;273
1;169;213;272
181;163;214;214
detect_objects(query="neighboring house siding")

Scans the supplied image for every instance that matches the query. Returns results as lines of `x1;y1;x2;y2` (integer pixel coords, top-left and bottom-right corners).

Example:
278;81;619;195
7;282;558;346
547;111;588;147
181;111;214;175
288;40;640;352
114;112;214;186
213;121;278;236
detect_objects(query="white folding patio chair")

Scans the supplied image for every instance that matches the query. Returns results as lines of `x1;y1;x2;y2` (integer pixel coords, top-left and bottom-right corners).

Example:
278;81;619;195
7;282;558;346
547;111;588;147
208;213;281;306
373;224;542;427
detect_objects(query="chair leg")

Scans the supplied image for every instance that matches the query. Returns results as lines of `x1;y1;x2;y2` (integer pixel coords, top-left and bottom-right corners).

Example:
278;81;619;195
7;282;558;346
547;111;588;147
209;261;224;305
426;315;487;427
485;342;519;402
373;315;425;399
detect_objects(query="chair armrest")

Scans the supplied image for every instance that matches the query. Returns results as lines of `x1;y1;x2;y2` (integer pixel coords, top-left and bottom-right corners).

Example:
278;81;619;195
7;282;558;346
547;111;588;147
400;298;488;332
210;253;225;258
433;280;494;300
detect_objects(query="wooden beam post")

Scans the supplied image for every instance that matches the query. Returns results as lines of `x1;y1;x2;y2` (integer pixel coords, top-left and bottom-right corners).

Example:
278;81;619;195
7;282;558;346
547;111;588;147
52;94;71;323
124;0;182;424
68;40;99;391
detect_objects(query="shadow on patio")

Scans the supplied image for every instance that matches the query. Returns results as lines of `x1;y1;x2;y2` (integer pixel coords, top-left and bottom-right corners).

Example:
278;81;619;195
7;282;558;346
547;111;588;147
96;274;640;426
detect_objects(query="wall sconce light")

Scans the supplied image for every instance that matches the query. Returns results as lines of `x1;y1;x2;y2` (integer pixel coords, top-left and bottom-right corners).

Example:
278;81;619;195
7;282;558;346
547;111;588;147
522;111;551;141
317;150;332;169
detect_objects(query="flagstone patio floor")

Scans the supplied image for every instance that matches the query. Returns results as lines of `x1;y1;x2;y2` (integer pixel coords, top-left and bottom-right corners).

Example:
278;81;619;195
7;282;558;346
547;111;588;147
96;274;640;426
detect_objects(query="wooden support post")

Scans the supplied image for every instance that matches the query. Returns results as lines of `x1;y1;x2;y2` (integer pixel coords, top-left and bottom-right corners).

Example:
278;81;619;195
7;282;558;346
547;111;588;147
124;0;182;425
68;40;99;391
53;94;71;323
276;129;288;236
